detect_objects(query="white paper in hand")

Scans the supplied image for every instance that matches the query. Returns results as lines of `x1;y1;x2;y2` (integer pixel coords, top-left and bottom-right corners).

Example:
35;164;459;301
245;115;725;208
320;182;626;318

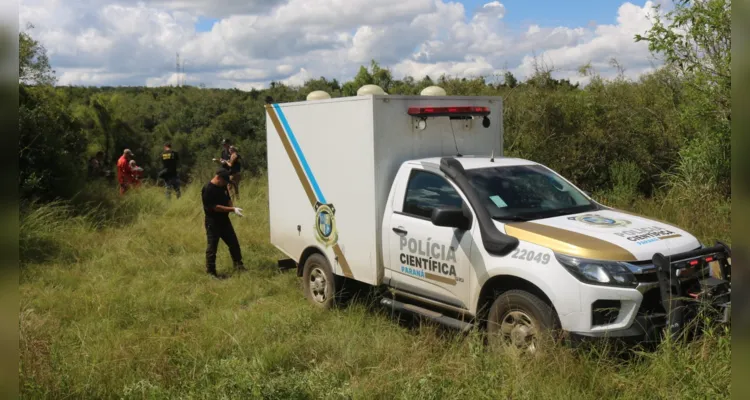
234;207;244;217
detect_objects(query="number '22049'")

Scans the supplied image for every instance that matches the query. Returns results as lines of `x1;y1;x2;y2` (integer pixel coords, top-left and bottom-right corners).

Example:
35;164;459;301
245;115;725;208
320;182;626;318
510;248;550;264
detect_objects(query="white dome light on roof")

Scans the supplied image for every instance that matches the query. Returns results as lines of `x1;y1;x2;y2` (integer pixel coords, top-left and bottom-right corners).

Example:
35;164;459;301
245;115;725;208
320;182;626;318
357;84;386;96
306;90;331;100
420;86;447;96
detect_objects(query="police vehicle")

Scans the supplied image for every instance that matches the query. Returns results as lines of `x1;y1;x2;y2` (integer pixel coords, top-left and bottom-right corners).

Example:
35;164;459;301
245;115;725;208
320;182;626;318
264;84;731;348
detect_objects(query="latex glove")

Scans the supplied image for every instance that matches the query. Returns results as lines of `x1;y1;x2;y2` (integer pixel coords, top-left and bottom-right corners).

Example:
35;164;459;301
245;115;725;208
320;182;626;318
233;207;244;217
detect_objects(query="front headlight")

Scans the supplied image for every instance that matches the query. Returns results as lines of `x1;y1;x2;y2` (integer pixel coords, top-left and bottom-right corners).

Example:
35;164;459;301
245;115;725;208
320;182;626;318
555;253;638;288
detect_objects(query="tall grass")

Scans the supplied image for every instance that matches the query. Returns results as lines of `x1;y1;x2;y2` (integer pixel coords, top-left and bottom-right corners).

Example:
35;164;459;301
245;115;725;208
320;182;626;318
20;178;731;399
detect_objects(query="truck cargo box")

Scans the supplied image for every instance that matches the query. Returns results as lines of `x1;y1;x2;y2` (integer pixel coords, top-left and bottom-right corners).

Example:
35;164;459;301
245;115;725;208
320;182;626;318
265;94;503;285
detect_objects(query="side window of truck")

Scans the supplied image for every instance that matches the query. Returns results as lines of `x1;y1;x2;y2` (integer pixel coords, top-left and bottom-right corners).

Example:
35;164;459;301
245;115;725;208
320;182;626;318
402;170;463;219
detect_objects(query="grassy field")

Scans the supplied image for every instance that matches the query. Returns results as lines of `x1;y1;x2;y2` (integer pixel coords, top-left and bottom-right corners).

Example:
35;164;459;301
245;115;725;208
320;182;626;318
19;177;731;399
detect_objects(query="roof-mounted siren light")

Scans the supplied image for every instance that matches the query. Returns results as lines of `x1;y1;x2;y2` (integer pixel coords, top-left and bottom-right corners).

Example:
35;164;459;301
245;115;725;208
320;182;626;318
407;106;492;130
357;84;386;96
407;106;490;118
420;86;447;96
306;90;331;101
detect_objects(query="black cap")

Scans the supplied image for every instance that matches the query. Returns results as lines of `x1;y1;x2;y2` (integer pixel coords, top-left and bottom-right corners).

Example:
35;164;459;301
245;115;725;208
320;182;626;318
164;141;172;147
215;168;231;181
221;138;231;145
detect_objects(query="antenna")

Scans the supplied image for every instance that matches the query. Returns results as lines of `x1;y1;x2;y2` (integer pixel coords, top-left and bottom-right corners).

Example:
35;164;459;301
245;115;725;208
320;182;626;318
176;52;181;87
449;119;462;157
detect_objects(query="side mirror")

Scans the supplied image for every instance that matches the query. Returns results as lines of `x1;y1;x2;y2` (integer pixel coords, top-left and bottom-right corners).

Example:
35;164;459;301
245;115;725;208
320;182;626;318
431;207;472;230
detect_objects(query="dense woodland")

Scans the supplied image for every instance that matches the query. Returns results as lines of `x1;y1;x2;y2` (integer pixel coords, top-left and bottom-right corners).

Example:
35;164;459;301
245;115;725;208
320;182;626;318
19;0;730;206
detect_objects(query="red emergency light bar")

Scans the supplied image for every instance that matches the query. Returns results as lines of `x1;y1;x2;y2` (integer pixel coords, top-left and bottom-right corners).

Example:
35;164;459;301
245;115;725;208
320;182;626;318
407;106;491;117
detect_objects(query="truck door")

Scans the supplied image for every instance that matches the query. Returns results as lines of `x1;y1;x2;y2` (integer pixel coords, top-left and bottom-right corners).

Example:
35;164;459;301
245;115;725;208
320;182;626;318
387;167;474;310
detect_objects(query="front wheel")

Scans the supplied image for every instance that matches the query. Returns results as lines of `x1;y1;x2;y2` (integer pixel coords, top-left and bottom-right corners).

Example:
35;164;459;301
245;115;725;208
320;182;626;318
486;289;560;352
302;254;338;309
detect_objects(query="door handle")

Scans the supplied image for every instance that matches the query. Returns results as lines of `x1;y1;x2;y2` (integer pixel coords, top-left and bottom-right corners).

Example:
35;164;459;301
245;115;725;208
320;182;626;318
392;227;408;235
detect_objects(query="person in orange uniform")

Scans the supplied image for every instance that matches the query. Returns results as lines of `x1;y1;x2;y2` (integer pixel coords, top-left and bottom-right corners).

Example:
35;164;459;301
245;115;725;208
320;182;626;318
117;149;135;195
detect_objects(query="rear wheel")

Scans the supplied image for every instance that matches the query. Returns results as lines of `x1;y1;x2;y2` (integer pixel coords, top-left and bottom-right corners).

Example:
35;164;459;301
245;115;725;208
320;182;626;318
486;289;559;352
302;253;337;309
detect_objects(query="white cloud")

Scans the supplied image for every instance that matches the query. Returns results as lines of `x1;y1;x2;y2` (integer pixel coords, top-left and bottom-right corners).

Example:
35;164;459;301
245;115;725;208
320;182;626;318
515;1;662;82
348;23;431;64
57;68;133;86
392;57;496;80
282;68;313;86
19;0;664;88
271;0;435;29
147;0;284;18
217;68;270;81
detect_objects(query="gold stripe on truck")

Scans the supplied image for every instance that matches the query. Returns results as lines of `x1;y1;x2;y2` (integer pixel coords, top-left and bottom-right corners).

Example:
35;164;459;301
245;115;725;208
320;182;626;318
266;105;354;278
505;222;638;261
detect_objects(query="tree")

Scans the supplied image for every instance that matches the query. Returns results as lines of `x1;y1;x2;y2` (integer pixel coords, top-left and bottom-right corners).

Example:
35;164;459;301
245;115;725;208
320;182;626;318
19;86;87;200
503;71;518;88
18;26;88;201
369;60;393;92
341;65;374;96
88;95;136;165
340;60;395;95
635;0;730;120
19;24;56;86
635;0;731;196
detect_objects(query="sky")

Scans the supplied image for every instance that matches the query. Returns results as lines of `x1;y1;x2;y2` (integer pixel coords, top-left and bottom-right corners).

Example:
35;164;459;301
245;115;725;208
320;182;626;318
16;0;673;89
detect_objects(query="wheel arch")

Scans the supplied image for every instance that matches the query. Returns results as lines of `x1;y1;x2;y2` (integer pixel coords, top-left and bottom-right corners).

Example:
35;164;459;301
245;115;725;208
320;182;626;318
476;275;557;327
298;245;329;277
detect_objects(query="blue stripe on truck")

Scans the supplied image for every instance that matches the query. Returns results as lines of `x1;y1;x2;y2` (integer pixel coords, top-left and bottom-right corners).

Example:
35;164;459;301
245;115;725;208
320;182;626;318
272;104;328;204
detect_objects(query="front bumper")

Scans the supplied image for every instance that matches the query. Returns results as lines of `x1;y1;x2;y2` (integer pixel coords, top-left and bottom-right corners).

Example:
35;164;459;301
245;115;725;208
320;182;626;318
652;242;732;340
567;242;732;342
570;313;667;345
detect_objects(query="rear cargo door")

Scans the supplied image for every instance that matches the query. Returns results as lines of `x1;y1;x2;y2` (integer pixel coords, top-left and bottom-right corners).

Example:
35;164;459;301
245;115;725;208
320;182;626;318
387;166;474;310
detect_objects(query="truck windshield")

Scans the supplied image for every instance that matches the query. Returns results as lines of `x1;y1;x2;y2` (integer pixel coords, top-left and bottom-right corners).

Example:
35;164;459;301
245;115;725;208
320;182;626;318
464;165;599;221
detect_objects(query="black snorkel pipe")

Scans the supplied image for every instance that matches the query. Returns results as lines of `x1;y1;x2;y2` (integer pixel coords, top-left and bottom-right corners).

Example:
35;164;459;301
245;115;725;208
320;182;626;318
440;157;519;256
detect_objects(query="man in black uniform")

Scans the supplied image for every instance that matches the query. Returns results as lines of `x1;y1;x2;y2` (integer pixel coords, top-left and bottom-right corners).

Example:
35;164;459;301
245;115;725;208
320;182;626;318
160;142;181;199
202;168;247;278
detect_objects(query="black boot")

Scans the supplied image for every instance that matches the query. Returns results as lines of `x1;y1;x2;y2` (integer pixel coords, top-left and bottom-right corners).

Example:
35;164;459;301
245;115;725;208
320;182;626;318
207;266;226;280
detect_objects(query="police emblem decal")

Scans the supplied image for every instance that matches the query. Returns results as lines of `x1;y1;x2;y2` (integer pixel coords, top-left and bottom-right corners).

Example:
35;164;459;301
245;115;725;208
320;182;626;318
568;214;631;227
314;202;338;246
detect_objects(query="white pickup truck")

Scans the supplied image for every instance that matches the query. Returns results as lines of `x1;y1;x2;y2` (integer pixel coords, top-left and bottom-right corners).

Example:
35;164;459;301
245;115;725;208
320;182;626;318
264;86;731;348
